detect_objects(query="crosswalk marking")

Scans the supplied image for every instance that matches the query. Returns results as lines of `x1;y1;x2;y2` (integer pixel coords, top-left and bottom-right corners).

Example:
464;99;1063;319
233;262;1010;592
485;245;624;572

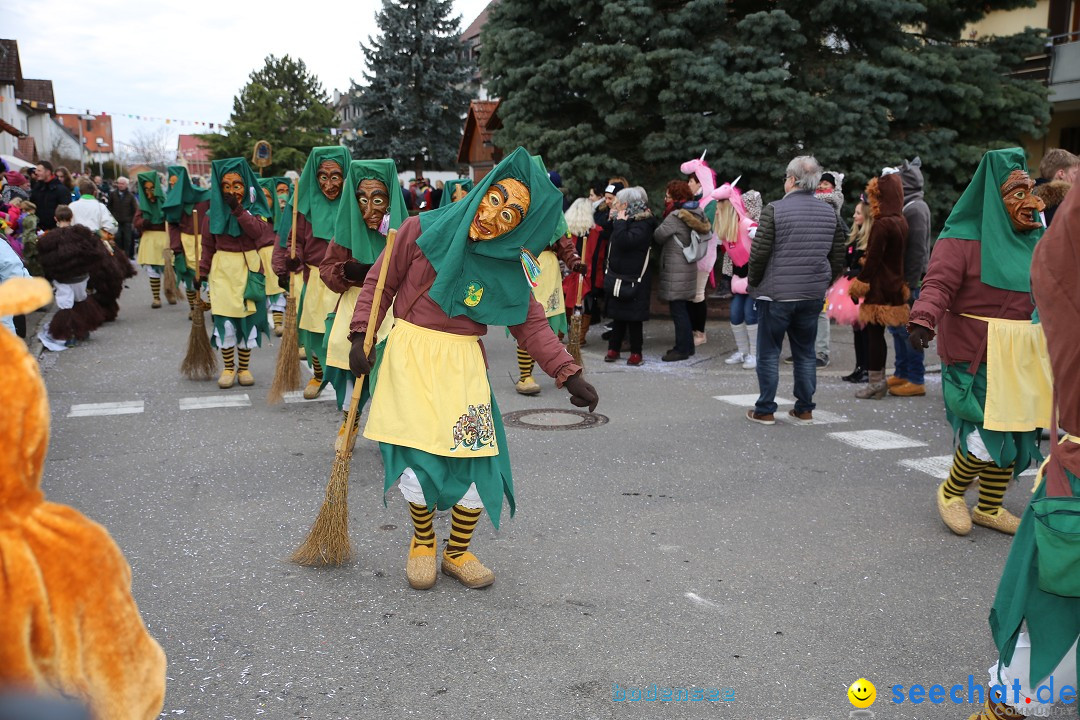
714;394;794;407
776;409;849;426
899;455;953;478
828;429;927;450
283;390;335;404
178;394;251;411
66;400;144;418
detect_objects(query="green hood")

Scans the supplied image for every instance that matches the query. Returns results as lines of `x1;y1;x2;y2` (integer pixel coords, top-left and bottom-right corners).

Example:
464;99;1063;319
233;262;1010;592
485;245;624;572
440;178;474;207
163;165;211;223
136;171;165;225
256;177;292;224
334;159;408;264
939;147;1044;293
417;147;565;326
286;146;351;241
208;158;271;237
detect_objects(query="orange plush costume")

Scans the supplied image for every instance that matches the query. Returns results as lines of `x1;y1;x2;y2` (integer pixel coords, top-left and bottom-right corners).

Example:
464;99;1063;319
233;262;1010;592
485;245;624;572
0;276;166;719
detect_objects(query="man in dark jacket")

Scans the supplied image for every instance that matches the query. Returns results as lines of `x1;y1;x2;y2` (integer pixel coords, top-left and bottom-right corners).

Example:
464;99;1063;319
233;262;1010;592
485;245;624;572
746;155;846;425
1033;148;1077;227
29;161;71;231
107;177;139;257
888;157;933;398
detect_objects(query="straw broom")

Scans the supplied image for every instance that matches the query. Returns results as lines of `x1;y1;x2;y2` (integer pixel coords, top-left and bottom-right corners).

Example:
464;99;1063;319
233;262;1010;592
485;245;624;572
180;209;218;380
267;187;303;404
162;221;179;305
567;233;589;369
290;228;397;567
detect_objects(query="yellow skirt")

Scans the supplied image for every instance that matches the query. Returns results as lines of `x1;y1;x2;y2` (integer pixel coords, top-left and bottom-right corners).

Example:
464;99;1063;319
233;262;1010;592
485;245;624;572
970;314;1053;432
179;232;197;267
208;250;260;318
534;248;565;318
364;320;498;458
136;229;169;267
298;265;337;334
258;246;283;295
326;287;396;371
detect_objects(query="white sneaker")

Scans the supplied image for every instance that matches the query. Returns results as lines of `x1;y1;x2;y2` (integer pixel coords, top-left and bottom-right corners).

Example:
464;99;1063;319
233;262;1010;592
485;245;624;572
742;355;757;370
725;351;745;365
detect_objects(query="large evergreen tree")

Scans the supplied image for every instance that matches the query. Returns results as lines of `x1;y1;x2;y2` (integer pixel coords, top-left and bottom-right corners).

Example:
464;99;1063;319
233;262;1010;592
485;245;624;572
482;0;1050;221
349;0;473;175
206;55;337;176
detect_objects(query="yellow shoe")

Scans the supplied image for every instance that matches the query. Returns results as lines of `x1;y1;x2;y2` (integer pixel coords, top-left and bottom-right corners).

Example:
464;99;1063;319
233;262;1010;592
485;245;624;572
406;537;437;590
887;375;906;388
441;551;495;589
302;378;323;400
237;370;255;386
274;324;284;337
889;381;926;397
151;299;162;309
334;414;361;453
217;369;236;389
936;481;971;535
972;506;1020;535
298;346;307;361
515;376;541;396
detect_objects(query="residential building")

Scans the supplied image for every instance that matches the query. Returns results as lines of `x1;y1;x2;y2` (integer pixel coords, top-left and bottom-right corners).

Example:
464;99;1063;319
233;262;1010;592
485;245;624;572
176;134;212;178
457;99;502;182
0;39;25;160
460;1;495;100
57;112;113;172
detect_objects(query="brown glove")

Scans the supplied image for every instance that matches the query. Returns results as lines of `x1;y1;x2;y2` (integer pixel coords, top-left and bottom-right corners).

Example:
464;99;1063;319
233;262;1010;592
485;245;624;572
908;323;934;350
564;372;598;412
349;333;376;377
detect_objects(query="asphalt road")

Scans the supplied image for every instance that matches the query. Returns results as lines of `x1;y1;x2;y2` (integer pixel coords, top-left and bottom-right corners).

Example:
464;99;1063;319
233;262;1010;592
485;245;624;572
36;282;1032;720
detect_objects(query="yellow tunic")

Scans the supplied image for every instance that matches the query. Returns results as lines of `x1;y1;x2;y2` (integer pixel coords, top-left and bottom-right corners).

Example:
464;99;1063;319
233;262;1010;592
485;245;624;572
208;250;260;318
257;246;284;296
135;229;169;267
298;265;337;334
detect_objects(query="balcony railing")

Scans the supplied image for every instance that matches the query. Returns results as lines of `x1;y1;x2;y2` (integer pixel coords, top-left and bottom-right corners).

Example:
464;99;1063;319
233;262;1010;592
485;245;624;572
1048;31;1080;102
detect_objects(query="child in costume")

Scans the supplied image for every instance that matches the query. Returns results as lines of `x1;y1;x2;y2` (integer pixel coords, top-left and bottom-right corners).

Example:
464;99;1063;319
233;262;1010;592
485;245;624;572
710;182;758;369
319;158;406;423
257;177;292;336
273;147;351;400
36;221;108;349
0;276;166;719
349;147;599;590
909;148;1051;536
198;158;275;389
164;165;211;318
133;171;170;308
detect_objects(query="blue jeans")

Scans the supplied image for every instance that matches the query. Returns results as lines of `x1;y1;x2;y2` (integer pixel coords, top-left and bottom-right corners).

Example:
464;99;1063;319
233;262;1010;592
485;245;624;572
669;300;694;354
730;293;757;325
755;299;821;415
888;287;924;384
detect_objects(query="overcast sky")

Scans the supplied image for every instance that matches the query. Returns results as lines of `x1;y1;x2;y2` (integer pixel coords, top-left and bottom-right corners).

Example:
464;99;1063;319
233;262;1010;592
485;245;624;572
7;0;491;159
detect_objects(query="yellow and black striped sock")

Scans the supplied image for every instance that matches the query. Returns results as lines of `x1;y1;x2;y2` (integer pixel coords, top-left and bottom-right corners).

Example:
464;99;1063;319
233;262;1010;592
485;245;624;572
272;311;284;329
409;502;435;549
149;277;161;301
516;347;534;382
977;464;1014;514
238;348;251;372
186;289;197;308
311;353;323;382
445;504;483;559
221;347;236;370
943;447;988;499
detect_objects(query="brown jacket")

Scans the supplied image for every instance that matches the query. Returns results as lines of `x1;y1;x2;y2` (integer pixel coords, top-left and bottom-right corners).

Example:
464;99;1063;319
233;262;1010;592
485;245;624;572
197;206;274;278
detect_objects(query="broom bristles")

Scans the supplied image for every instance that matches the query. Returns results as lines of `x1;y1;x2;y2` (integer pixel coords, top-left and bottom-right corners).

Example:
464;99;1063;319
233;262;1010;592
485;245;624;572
267;295;302;404
289;454;353;566
568;312;584;369
180;307;219;380
162;249;179;304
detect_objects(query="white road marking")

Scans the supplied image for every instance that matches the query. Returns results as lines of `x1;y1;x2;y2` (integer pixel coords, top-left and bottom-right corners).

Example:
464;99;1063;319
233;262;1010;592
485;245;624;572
776;409;849;426
685;592;720;609
66;400;144;418
178;394;251;411
713;394;794;407
900;455;954;478
828;429;928;450
283;391;335;404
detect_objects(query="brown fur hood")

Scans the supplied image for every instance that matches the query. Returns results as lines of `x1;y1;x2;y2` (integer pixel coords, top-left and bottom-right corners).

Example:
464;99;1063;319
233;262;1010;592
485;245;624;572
1035;180;1071;209
676;207;711;233
868;173;904;219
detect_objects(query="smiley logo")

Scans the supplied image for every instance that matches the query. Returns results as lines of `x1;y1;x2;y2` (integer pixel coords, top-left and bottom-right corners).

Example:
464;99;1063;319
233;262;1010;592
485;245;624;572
848;678;876;709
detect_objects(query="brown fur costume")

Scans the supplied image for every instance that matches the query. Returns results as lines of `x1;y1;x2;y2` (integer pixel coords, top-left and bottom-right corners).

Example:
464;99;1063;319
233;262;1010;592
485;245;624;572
37;226;110;339
0;277;166;718
849;174;910;327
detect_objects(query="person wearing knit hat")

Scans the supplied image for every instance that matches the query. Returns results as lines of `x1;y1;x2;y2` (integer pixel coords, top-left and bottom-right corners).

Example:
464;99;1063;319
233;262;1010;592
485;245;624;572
198;158;275;388
349;147;598;590
909;148;1051;536
164;165;211;318
273;147;351;400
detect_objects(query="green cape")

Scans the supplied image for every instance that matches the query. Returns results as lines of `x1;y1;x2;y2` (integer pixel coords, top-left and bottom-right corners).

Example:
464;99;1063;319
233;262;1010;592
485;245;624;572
938;147;1044;293
208;158;271;237
417;147;565;326
256;177;291;224
291;146;351;241
440;178;474;207
136;171;165;225
334;159;408;264
163;165;211;223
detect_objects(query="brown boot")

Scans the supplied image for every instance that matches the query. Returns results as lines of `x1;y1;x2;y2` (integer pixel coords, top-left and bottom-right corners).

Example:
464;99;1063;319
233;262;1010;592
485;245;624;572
855;370;888;399
579;316;591;346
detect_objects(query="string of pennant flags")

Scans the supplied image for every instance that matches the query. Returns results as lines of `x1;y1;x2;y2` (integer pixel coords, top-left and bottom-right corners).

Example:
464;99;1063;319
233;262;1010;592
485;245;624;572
0;97;348;135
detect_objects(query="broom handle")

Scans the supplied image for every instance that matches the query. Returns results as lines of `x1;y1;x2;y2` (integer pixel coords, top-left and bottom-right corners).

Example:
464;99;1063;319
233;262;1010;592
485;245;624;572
193;209;200;292
289;184;298;260
574;233;588;313
341;228;398;450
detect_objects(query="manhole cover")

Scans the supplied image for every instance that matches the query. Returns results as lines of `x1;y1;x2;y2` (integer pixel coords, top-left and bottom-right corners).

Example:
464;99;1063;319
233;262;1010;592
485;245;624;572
502;408;609;431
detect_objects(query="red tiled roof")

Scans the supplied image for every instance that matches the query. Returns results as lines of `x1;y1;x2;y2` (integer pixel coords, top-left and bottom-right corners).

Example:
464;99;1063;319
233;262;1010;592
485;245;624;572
0;39;23;88
57;113;114;153
457;99;501;165
17;79;55;113
461;1;497;42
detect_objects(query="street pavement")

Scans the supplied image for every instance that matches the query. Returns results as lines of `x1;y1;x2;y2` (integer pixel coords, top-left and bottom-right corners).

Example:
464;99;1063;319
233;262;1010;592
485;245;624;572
36;282;1033;720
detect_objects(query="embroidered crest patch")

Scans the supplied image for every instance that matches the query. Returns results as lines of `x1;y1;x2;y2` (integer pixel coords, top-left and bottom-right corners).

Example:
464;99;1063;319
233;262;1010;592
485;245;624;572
464;281;484;307
449;403;496;452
